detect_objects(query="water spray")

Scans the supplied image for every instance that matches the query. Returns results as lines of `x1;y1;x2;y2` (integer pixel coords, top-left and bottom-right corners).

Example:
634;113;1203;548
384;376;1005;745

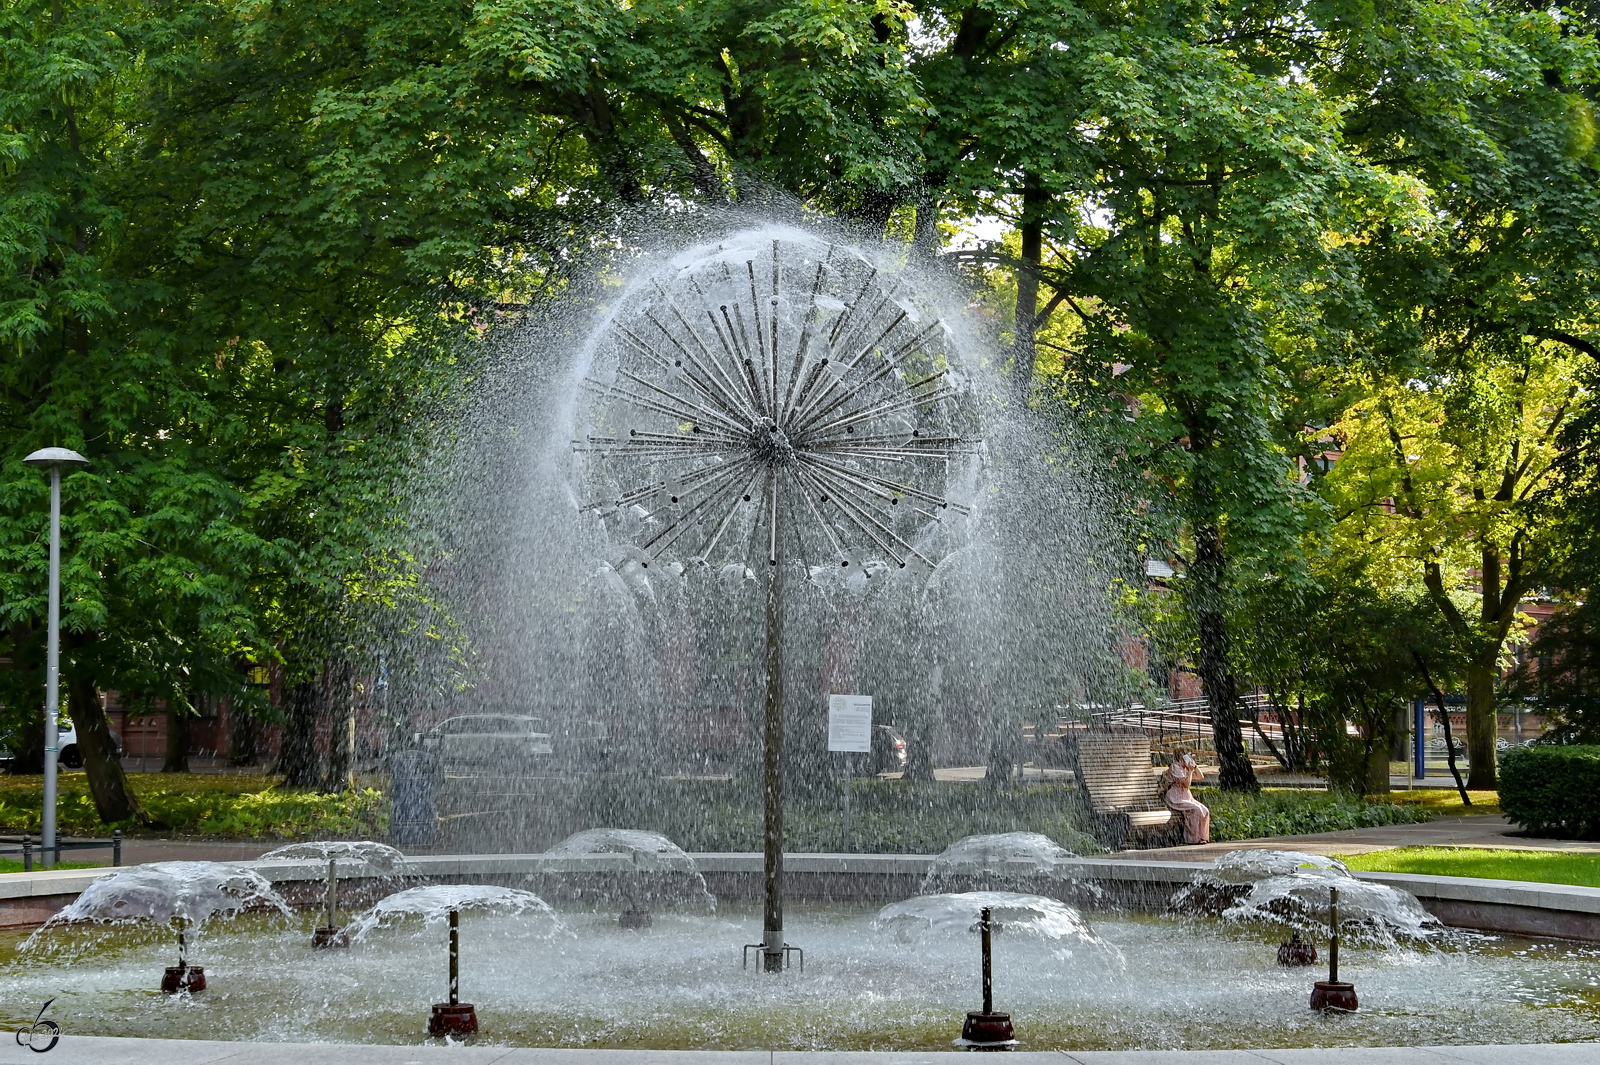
1309;885;1358;1011
578;235;976;975
312;857;350;949
428;907;478;1036
160;914;206;994
957;906;1015;1050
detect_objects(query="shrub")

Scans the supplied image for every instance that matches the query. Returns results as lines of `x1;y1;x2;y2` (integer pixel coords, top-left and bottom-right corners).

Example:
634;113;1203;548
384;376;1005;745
0;773;387;839
1200;788;1433;842
1500;745;1600;838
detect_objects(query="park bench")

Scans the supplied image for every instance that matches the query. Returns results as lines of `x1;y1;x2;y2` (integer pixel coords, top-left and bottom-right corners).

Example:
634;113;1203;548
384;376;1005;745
1060;727;1183;850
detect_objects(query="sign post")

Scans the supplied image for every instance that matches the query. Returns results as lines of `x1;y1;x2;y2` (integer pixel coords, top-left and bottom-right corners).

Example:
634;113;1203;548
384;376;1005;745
828;695;872;854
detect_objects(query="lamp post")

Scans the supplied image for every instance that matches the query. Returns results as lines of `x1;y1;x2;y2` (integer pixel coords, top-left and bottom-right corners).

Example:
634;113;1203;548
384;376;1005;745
22;447;90;869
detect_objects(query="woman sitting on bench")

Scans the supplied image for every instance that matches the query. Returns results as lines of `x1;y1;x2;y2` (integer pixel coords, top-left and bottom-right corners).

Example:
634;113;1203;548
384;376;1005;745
1160;748;1211;844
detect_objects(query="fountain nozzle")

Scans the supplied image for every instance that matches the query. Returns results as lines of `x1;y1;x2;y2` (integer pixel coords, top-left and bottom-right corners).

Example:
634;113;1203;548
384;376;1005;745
1277;930;1317;967
312;857;350;949
161;915;206;994
1310;885;1358;1011
428;908;478;1037
957;906;1015;1050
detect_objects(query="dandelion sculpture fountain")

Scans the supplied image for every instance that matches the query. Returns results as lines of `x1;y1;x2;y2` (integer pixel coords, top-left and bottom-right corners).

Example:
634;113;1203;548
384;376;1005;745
575;231;978;972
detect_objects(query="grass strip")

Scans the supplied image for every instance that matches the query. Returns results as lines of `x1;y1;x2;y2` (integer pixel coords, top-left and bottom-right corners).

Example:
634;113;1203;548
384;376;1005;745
1340;846;1600;887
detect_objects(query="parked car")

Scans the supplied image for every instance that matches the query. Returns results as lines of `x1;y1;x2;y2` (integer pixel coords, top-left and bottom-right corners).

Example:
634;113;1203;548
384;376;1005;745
872;724;908;775
0;719;122;771
555;719;612;768
417;715;554;770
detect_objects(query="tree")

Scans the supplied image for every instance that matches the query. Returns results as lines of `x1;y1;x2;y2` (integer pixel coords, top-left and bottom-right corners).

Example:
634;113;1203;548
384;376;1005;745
1323;345;1587;787
914;0;1407;789
1318;0;1600;787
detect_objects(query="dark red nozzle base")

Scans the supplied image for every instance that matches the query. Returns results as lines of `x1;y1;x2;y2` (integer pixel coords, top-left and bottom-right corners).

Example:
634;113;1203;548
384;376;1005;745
957;1011;1016;1050
618;906;652;930
1277;933;1317;967
312;926;350;949
428;1003;478;1037
1310;981;1358;1012
161;965;206;994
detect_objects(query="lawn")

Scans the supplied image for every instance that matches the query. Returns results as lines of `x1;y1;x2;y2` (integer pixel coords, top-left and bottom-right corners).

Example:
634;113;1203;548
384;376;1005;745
1382;788;1501;817
0;859;101;874
1341;846;1600;887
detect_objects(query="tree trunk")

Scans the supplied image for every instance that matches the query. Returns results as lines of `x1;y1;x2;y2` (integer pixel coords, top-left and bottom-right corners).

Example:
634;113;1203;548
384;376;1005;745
1191;525;1259;791
277;679;322;788
984;709;1020;787
162;701;190;773
322;659;355;792
227;699;263;766
9;714;44;775
912;180;943;257
1011;174;1046;403
68;672;146;824
1465;659;1498;790
901;662;938;783
1364;742;1391;796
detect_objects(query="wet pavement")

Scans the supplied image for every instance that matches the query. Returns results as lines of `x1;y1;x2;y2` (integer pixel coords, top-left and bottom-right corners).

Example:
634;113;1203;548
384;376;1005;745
0;1038;1593;1064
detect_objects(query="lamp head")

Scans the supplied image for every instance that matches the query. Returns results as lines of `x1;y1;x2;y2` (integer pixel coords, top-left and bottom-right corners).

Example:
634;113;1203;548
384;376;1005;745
22;448;89;470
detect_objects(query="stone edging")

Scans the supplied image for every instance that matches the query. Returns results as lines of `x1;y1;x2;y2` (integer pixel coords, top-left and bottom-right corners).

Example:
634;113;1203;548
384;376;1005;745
1;852;1596;940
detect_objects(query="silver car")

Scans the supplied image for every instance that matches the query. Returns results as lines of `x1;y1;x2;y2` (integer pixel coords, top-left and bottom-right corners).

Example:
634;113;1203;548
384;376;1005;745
419;715;554;769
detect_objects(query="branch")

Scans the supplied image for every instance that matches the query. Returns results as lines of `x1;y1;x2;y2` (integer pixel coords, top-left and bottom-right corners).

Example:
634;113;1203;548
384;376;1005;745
1537;329;1600;361
1410;650;1470;805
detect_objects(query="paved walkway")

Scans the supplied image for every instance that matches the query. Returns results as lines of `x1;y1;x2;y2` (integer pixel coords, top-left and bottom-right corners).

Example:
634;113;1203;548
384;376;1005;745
1;1038;1594;1065
18;837;281;870
1114;813;1600;862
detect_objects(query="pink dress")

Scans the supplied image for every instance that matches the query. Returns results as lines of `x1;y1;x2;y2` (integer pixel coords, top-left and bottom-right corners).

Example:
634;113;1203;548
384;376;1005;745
1162;761;1211;844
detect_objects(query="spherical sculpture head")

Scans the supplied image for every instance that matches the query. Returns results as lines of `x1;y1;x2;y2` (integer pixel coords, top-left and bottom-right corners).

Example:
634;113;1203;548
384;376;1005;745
573;230;979;576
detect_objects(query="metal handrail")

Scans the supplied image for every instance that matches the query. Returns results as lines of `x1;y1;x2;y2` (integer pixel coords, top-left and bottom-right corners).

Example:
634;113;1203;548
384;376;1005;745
0;831;121;871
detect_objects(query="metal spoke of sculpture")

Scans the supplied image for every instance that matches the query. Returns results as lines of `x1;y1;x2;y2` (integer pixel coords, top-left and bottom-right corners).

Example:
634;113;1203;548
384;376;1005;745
575;235;975;972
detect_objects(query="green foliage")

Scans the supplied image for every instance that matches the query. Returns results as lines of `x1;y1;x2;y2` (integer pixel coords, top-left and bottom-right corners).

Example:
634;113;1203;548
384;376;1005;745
4;0;1600;805
1227;563;1468;793
0;773;385;837
1200;787;1433;843
1341;847;1600;888
1500;745;1600;839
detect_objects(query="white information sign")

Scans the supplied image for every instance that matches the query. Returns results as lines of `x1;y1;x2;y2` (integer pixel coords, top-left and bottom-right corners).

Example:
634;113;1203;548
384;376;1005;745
827;694;873;753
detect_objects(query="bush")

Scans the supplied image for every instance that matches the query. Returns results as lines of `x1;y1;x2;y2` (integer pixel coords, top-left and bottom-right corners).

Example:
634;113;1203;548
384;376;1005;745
1500;745;1600;838
0;773;387;839
1200;788;1433;842
571;776;1101;855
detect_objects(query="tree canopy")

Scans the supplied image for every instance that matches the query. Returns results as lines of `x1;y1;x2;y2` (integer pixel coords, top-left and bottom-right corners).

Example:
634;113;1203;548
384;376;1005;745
4;0;1600;806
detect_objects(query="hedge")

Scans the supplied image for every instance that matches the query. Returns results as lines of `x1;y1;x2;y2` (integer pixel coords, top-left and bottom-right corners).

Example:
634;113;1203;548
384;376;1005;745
1499;744;1600;839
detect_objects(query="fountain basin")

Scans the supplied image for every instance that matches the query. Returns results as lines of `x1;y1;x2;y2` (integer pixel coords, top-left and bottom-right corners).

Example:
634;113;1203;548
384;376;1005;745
5;899;1599;1051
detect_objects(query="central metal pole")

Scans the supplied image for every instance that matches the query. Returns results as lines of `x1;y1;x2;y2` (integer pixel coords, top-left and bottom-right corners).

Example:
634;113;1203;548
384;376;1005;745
980;906;994;1014
1328;887;1340;984
42;466;61;870
448;908;460;1005
761;500;786;973
177;916;187;967
841;754;852;853
326;858;338;927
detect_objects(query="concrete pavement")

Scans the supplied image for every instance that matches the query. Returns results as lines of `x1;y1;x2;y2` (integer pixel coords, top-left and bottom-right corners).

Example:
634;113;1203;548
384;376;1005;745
0;1038;1595;1065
